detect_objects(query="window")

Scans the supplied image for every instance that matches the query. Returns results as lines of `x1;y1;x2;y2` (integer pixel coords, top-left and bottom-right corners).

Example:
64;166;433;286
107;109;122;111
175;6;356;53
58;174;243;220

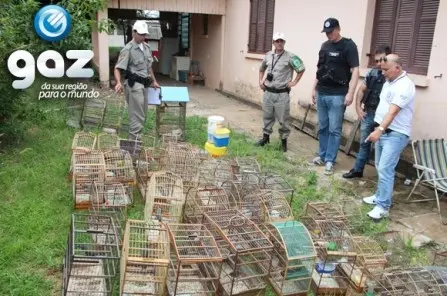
203;14;209;36
248;0;275;54
369;0;439;75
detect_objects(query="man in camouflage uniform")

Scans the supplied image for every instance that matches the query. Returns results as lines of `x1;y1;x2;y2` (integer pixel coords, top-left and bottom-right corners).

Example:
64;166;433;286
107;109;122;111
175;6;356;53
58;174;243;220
256;32;306;152
114;20;160;140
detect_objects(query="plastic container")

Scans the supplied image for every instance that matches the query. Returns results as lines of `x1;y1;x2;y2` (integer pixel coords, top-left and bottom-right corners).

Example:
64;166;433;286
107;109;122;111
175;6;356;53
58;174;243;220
205;141;227;158
213;127;230;147
207;115;225;143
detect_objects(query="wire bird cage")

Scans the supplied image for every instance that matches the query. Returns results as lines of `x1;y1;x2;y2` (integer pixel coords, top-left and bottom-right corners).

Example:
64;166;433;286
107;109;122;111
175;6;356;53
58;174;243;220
260;190;294;223
72;131;97;154
155;101;187;141
120;220;170;295
425;266;447;295
144;171;185;223
260;220;317;296
62;213;120;296
72;151;106;209
202;209;274;296
88;205;127;249
82;97;106;129
166;223;223;295
372;267;444;295
301;216;355;295
97;133;120;151
136;146;167;200
195;158;235;188
119;134;158;161
183;186;237;223
102;99;124;131
233;157;262;176
164;142;202;194
346;236;387;292
104;149;136;202
90;181;131;209
227;181;265;224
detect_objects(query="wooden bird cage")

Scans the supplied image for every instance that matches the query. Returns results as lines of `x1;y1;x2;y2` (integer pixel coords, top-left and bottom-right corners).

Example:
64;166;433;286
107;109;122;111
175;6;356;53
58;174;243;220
71;151;106;209
156;101;187;141
202;209;274;296
373;267;443;295
234;184;265;224
184;186;237;223
260;220;317;296
97;132;120;151
102;99;124;131
233;157;262;176
144;171;185;223
347;236;387;292
196;159;235;188
136;146;166;200
260;190;294;223
82;97;106;129
71;131;97;154
164;142;201;194
301;216;355;295
104;149;136;202
89;181;131;209
166;223;223;295
119;134;158;160
88;206;127;248
120;220;170;295
62;213;120;296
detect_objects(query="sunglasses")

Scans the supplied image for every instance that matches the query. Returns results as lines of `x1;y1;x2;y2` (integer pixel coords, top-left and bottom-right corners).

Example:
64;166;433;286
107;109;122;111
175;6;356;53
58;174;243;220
375;57;387;63
274;39;285;43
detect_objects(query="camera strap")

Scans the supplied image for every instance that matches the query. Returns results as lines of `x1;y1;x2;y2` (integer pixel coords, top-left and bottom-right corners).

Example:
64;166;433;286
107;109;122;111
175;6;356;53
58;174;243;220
271;51;285;72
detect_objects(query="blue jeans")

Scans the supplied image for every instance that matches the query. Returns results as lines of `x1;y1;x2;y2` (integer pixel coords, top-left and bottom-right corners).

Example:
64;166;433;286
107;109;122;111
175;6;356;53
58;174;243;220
374;131;409;210
317;92;345;163
353;110;375;172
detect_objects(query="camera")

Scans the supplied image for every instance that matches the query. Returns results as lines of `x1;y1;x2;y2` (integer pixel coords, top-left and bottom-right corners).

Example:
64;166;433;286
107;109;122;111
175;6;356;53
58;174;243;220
266;73;274;82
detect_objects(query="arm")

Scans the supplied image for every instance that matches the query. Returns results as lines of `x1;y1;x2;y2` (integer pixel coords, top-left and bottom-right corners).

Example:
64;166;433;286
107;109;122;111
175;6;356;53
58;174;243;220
355;82;367;119
345;41;360;106
114;49;130;92
259;55;268;89
311;78;318;104
149;67;160;88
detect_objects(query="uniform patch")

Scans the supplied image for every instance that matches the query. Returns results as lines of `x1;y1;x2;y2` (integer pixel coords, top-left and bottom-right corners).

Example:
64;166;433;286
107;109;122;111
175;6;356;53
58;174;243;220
290;55;305;72
117;52;126;63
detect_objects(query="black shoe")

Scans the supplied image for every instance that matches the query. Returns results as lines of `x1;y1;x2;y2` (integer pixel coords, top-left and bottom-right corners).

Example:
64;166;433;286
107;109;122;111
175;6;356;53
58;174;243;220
281;139;287;152
342;169;363;179
256;134;270;147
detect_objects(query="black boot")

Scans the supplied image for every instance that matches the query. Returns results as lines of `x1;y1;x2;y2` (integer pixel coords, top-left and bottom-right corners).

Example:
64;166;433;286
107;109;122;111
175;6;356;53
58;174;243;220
342;169;363;179
281;138;287;152
256;134;270;146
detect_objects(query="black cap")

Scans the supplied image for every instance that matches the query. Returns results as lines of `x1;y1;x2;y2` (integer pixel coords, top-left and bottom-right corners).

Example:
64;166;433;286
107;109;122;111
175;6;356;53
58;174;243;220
321;18;340;33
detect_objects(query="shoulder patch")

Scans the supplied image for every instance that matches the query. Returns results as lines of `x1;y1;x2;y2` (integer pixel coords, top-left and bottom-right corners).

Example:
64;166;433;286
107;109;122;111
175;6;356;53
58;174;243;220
290;55;305;72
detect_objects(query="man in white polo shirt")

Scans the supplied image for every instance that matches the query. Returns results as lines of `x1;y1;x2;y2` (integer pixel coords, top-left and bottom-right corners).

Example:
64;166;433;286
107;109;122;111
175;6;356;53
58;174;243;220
362;53;416;220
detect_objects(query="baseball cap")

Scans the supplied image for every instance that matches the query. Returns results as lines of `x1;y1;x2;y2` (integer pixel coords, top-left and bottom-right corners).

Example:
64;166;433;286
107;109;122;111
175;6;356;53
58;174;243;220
133;20;149;35
321;18;340;33
273;32;286;41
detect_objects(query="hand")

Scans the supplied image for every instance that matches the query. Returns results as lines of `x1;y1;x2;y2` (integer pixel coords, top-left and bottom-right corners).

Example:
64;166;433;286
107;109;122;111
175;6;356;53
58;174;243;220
287;80;297;88
152;81;160;88
259;80;265;90
356;108;366;121
344;92;354;106
312;89;317;105
365;128;382;143
115;82;123;93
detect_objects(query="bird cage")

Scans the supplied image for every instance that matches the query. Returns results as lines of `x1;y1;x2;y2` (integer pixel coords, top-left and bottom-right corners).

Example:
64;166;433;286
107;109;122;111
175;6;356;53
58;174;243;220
183;186;237;223
425;266;447;295
346;236;387;292
196;159;234;187
72;151;106;209
166;223;224;295
71;131;97;154
119;134;158;160
136;146;166;200
144;171;185;223
202;209;274;296
97;133;120;151
164;142;201;194
120;220;170;295
102;99;124;131
260;220;317;296
82;97;106;129
89;181;131;209
62;213;120;296
233;157;261;176
433;250;447;266
88;206;127;248
156;101;187;141
260;190;294;223
301;216;355;295
104;149;136;202
373;267;443;295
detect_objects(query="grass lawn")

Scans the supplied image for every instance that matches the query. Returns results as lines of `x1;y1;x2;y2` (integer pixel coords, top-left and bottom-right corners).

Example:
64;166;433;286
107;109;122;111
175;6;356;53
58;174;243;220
0;78;431;295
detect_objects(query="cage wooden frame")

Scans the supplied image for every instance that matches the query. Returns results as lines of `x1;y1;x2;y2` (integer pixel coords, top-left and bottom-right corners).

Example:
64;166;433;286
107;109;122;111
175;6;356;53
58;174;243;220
166;223;224;295
259;190;294;223
136;146;167;200
144;171;185;223
71;131;97;154
89;181;132;209
183;186;238;223
233;157;262;175
62;213;120;296
372;267;443;295
260;220;317;296
97;132;120;151
155;101;187;141
196;158;236;188
82;97;106;129
102;98;124;130
202;209;274;296
72;151;106;209
120;219;170;296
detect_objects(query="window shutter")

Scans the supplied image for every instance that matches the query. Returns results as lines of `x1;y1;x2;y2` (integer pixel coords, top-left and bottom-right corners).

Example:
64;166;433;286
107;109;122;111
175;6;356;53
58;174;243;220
369;0;398;66
264;0;275;52
256;0;268;53
409;0;439;75
248;0;258;52
392;0;417;69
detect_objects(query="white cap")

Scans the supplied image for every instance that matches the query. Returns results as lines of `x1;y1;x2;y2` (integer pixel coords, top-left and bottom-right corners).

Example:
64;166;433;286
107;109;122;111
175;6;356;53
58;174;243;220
273;32;285;41
133;20;149;35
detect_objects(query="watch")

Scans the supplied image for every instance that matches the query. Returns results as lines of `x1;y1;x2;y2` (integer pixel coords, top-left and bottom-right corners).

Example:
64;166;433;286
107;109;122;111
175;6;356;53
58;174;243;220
378;126;385;132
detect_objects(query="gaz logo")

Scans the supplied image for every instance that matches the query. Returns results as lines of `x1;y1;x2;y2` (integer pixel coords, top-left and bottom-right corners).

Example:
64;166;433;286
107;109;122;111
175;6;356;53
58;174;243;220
34;5;71;42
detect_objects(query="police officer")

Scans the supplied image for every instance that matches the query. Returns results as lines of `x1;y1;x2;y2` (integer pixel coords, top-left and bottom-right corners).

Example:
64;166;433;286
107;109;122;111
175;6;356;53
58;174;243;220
114;20;160;140
256;32;306;152
311;18;360;175
343;45;391;179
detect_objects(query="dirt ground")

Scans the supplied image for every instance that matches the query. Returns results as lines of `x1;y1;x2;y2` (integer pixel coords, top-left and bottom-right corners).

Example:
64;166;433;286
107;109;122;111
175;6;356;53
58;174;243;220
100;76;447;248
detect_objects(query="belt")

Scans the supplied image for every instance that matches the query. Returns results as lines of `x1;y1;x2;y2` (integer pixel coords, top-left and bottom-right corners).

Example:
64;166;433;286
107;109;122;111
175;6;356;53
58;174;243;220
264;85;290;94
373;122;392;134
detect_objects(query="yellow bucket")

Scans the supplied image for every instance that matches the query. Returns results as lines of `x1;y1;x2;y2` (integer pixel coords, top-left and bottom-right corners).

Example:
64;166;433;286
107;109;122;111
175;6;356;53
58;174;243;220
205;141;227;157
